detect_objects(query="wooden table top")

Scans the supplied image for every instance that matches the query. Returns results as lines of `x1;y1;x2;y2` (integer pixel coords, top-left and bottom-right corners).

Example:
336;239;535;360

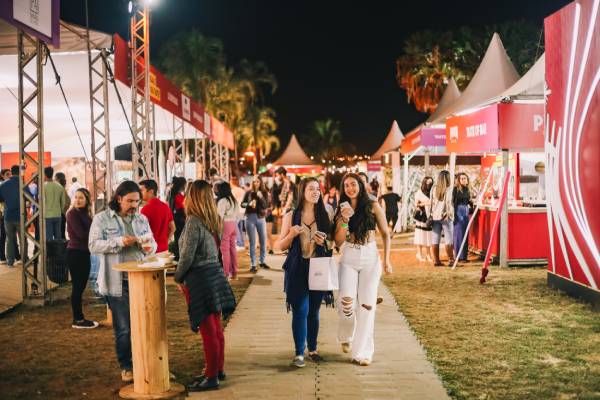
113;260;177;272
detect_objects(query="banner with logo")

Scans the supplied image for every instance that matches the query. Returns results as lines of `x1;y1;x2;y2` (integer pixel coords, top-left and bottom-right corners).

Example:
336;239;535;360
446;104;499;153
544;0;600;291
0;0;60;47
113;34;216;140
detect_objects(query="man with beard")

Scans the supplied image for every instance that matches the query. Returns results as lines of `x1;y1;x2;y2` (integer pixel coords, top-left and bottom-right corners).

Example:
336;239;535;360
88;181;156;383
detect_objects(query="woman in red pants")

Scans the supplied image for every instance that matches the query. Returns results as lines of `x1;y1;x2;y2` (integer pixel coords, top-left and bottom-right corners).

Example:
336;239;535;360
174;180;236;392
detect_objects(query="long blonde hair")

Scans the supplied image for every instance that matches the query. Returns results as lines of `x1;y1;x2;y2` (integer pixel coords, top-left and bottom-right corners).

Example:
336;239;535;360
434;170;451;201
184;180;222;235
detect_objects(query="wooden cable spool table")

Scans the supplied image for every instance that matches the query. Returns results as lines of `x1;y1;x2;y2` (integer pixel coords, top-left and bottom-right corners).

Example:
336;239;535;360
113;260;185;399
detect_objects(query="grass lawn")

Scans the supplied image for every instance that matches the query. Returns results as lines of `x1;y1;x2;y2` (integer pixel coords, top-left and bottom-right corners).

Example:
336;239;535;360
0;253;253;400
384;238;600;400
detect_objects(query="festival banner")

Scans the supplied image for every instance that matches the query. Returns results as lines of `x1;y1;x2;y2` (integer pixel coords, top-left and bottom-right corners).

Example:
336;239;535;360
498;103;545;150
446;104;500;153
400;127;446;154
544;0;600;291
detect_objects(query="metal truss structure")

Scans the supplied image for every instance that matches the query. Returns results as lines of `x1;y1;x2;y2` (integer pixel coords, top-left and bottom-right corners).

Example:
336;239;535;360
194;130;206;179
172;115;185;178
130;6;155;180
17;31;47;302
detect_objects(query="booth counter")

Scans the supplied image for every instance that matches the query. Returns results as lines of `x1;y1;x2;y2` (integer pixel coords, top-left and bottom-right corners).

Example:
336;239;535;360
469;203;549;264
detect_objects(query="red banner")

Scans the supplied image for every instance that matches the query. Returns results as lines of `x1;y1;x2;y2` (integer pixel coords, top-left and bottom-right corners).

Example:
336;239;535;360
544;0;600;290
1;152;52;181
446;104;499;153
498;103;545;150
113;34;213;138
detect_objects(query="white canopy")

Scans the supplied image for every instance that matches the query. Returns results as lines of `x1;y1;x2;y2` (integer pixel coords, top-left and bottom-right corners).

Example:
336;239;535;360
487;53;545;103
0;18;204;159
430;33;520;125
274;134;314;166
0;51;201;159
371;120;404;159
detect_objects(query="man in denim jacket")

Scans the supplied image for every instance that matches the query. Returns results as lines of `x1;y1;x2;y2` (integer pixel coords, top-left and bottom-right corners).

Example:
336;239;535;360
89;181;156;383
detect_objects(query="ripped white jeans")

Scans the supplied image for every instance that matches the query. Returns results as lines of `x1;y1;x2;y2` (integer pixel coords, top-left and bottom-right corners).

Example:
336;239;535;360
337;240;382;362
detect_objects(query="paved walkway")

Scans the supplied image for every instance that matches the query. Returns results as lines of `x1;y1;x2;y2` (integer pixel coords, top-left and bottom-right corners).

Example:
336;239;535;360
188;254;449;400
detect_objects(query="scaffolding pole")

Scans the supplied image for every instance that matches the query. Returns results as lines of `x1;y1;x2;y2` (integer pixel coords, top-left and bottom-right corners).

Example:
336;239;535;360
17;31;47;303
130;6;154;180
209;141;220;175
86;48;112;211
172;114;185;178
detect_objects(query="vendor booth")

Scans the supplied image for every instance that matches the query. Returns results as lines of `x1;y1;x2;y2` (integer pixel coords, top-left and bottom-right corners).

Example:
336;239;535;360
444;47;548;265
397;78;460;231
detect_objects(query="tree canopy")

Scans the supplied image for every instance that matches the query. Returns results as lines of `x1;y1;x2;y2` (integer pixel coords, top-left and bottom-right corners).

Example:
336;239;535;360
396;21;543;114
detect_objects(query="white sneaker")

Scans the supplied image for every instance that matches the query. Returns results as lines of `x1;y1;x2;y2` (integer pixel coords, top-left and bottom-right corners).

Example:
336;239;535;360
121;369;133;383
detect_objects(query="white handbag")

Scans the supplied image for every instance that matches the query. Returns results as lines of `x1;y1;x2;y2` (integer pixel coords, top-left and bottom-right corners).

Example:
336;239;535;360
308;255;339;291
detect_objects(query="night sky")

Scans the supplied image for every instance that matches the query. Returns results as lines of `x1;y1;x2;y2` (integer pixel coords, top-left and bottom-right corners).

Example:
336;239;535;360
61;0;570;156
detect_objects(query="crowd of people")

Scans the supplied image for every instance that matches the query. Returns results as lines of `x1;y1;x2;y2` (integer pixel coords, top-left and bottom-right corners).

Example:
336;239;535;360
412;170;473;266
0;163;402;392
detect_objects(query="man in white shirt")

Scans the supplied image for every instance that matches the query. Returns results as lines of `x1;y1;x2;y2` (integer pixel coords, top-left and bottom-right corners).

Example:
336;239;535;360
68;177;84;200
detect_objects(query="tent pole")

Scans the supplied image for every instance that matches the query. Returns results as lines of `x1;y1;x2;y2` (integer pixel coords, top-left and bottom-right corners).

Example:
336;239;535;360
499;149;510;267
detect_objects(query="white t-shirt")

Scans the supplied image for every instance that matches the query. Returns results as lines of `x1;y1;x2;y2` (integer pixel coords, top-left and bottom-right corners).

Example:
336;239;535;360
68;181;83;199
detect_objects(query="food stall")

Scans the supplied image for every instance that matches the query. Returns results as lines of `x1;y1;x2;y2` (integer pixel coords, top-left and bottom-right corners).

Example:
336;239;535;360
445;54;549;265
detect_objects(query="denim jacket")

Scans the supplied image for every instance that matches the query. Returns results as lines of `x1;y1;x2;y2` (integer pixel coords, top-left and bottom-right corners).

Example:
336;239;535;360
88;208;156;297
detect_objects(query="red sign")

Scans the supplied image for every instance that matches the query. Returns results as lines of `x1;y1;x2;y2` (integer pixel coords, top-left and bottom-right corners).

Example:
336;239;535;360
209;116;235;151
446;104;499;153
544;0;600;290
1;152;52;181
113;34;212;138
498;103;545;150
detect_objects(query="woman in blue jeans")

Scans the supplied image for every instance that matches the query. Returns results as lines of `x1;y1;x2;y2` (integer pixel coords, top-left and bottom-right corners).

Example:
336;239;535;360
276;177;334;368
430;170;455;266
452;173;473;263
241;176;270;272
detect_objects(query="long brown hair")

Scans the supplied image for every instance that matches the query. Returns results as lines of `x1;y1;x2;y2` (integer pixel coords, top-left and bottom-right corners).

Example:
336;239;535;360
336;173;375;245
184;180;222;235
296;177;332;234
74;188;92;218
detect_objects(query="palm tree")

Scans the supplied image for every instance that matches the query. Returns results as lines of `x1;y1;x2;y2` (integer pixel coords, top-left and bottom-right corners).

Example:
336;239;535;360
302;119;351;161
158;30;225;104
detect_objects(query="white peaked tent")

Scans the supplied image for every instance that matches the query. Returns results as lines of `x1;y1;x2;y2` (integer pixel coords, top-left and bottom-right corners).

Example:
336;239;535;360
371;120;404;160
426;77;461;124
403;77;462;147
484;52;545;104
273;134;314;166
430;33;520;125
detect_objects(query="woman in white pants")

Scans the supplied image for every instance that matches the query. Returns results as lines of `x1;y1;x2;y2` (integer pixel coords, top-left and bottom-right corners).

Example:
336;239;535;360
333;173;392;366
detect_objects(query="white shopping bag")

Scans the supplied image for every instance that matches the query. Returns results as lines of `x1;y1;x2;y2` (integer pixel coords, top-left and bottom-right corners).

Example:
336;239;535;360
308;256;339;291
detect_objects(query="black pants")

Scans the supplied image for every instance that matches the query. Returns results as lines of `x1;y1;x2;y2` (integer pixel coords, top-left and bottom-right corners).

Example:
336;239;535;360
67;248;91;321
386;212;398;230
60;214;66;241
0;217;6;261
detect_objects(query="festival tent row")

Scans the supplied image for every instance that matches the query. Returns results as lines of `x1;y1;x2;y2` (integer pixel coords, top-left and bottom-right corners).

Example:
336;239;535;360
441;39;547;266
392;32;548;265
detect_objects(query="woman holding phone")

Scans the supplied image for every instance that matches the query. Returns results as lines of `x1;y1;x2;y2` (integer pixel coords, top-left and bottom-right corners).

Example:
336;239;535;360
275;177;334;368
333;173;392;366
241;176;269;272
